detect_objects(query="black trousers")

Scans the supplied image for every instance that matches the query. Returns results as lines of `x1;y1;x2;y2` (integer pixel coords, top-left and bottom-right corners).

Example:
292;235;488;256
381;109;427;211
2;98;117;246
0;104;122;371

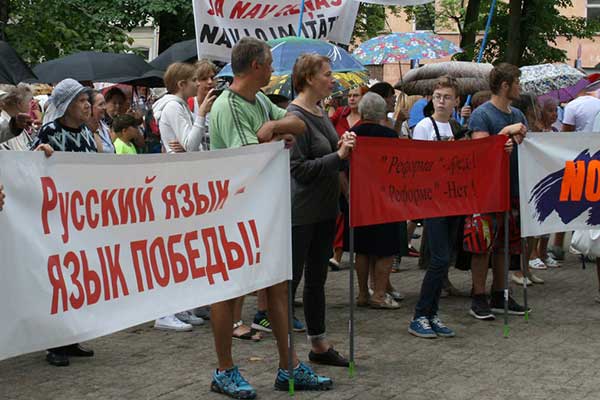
291;219;336;339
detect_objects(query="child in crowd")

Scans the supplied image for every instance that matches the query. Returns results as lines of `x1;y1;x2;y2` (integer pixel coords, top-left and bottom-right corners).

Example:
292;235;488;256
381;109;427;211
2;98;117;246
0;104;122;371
112;114;141;155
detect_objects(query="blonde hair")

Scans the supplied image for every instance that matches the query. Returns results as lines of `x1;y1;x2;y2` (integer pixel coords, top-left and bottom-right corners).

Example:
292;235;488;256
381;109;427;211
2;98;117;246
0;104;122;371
164;62;197;94
195;59;217;81
292;54;330;93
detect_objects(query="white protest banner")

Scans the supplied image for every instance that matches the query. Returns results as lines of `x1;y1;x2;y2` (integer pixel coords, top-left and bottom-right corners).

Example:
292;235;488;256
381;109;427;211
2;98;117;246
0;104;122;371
355;0;434;5
192;0;360;62
0;143;291;361
519;132;600;237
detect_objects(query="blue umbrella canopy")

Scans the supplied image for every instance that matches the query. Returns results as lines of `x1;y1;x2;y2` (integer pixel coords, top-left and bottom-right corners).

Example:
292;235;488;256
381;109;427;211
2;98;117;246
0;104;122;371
218;36;365;77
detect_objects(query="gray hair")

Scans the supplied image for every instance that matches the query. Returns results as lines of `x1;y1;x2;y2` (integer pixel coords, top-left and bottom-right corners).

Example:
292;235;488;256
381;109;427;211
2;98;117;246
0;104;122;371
0;83;32;108
231;37;271;75
358;92;387;121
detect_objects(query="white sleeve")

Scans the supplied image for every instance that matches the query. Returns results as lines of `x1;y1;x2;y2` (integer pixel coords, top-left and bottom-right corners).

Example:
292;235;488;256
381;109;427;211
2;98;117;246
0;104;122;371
562;103;577;127
412;119;432;141
0;118;14;144
161;102;205;153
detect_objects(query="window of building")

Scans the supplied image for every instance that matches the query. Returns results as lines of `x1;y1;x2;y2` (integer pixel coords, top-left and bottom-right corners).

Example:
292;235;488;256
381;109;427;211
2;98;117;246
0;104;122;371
588;0;600;22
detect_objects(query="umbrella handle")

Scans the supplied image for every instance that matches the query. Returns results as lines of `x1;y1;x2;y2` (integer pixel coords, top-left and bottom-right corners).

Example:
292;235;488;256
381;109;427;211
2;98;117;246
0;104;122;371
460;94;472;125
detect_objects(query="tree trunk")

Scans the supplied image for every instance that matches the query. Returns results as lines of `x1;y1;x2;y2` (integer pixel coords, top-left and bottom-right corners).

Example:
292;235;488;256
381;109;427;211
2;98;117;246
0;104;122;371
505;0;523;65
0;0;9;41
517;0;536;64
458;0;482;61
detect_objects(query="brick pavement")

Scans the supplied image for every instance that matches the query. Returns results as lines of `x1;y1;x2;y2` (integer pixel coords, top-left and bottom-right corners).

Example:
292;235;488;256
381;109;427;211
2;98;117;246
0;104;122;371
2;249;600;400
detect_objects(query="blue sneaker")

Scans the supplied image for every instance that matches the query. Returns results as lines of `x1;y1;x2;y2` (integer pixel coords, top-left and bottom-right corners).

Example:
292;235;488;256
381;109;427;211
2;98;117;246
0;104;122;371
274;361;333;391
293;317;306;332
251;311;272;333
210;366;257;399
429;315;456;338
408;316;437;339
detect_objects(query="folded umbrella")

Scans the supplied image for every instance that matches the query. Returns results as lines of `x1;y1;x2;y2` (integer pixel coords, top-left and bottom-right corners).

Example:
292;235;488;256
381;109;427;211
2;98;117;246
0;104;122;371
33;51;155;84
0;41;38;84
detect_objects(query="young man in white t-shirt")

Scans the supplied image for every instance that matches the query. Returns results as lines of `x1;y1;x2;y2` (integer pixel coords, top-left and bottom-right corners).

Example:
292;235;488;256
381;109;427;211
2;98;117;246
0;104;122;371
562;92;600;132
408;76;461;339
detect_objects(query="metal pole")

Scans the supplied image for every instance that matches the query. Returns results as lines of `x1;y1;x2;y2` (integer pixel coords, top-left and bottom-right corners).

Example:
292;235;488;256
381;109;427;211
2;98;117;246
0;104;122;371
296;0;306;38
348;173;355;378
503;211;510;338
521;238;529;322
287;279;295;395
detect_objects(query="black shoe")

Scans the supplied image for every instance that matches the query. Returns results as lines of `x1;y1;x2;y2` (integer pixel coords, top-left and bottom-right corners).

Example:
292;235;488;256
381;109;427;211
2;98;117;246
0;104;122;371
490;292;530;316
308;347;349;367
469;294;495;320
63;343;94;357
46;351;69;367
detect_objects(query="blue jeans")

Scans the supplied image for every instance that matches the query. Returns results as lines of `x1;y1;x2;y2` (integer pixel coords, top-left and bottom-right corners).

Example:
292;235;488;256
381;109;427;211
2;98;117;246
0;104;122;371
414;216;461;319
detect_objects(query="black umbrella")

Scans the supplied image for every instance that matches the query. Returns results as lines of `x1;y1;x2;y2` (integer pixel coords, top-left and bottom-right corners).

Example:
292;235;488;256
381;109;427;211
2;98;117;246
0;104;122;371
33;51;155;84
0;41;38;84
108;70;165;88
150;39;196;71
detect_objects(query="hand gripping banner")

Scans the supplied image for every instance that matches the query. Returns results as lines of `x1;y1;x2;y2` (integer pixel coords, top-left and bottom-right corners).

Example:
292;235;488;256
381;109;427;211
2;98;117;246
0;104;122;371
0;143;291;361
350;136;510;227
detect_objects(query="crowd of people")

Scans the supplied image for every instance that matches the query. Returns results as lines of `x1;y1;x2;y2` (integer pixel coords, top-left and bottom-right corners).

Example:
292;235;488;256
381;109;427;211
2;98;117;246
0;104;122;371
1;37;599;399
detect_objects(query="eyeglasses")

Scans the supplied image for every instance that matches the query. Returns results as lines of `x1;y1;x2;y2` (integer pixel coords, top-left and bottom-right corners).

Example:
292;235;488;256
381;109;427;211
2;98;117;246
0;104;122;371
432;94;454;102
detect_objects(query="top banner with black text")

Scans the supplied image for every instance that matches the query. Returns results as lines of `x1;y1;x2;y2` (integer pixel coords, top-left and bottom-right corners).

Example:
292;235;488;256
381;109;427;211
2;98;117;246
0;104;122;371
349;136;510;227
192;0;360;62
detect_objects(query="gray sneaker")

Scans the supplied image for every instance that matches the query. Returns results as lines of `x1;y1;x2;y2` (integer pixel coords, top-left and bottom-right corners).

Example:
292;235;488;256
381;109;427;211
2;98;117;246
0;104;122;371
176;311;204;326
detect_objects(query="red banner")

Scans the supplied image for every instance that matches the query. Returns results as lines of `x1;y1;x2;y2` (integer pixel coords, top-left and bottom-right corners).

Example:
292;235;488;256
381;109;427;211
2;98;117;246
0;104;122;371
349;136;510;227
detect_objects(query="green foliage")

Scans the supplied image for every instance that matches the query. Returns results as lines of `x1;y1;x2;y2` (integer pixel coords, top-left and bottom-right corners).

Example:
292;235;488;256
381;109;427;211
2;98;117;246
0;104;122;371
3;0;193;65
352;3;399;43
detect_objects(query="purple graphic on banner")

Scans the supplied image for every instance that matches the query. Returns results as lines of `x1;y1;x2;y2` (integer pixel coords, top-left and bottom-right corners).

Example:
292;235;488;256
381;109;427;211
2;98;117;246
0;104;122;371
529;149;600;225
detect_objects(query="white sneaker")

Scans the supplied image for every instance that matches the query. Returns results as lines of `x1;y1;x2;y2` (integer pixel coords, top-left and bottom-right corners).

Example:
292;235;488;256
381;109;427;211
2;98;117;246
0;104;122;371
528;258;547;270
154;315;193;331
543;256;561;268
529;273;545;284
511;273;532;286
175;311;205;326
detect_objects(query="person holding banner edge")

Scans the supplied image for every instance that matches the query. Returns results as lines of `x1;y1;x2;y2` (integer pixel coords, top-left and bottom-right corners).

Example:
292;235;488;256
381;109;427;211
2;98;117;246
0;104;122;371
30;78;97;366
408;76;465;338
209;38;332;399
467;63;530;320
288;53;355;368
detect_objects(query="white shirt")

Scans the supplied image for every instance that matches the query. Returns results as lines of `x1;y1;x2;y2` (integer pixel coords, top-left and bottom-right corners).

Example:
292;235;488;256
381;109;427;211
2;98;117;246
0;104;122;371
412;117;453;141
562;96;600;131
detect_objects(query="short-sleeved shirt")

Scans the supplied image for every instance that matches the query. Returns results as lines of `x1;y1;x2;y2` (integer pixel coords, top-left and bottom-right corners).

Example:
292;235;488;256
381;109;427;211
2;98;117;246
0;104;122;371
469;101;527;198
412;117;453;141
209;89;287;150
114;137;137;154
562;95;600;131
33;120;97;153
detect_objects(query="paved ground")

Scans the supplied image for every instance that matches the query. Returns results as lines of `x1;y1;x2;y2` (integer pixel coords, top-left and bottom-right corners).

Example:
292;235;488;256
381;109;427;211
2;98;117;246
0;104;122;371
2;239;600;400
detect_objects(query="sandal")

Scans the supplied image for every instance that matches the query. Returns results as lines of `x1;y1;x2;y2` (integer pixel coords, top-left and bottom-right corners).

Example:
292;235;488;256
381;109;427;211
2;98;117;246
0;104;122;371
369;295;400;310
232;321;262;341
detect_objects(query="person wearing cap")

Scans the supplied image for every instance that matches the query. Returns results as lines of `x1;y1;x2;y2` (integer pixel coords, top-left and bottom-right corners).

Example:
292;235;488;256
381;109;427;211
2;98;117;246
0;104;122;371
30;78;97;367
0;87;32;144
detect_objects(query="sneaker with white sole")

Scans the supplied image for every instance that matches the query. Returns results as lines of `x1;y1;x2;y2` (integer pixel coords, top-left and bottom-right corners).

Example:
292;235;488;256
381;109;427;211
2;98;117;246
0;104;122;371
511;273;532;286
429;315;455;338
154;315;193;331
528;258;547;270
408;316;437;338
528;273;545;284
175;311;205;326
543;256;561;268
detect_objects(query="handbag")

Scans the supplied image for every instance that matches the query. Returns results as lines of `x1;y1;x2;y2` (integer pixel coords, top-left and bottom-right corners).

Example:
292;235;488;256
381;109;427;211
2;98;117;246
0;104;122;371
570;230;600;258
463;213;496;254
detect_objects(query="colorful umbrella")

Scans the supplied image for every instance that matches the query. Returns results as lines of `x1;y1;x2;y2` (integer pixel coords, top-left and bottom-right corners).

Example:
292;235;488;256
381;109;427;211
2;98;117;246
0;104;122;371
265;70;370;100
218;36;365;77
352;32;462;65
519;63;585;97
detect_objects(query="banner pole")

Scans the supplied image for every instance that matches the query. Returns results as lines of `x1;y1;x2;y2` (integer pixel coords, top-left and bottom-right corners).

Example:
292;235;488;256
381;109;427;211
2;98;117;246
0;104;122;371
348;166;355;378
287;279;295;396
521;238;529;322
503;210;510;338
296;0;306;38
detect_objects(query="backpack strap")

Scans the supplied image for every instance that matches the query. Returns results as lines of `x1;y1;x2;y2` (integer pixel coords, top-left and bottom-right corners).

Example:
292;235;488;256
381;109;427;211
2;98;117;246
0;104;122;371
429;116;442;141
